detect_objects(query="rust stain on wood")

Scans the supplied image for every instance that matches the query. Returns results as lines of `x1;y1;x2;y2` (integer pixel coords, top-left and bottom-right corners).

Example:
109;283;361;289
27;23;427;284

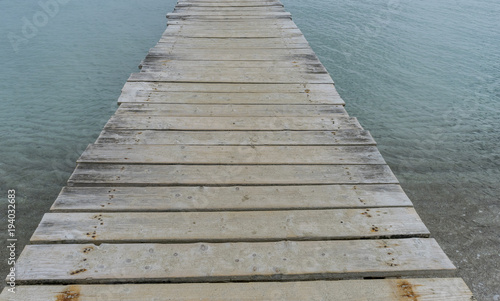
56;285;81;301
396;279;421;300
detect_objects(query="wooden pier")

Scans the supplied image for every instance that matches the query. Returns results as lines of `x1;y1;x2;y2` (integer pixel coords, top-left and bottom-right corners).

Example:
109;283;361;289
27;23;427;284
3;0;474;300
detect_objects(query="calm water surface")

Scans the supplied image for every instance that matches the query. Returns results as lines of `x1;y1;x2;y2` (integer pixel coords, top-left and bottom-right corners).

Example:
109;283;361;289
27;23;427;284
1;0;499;299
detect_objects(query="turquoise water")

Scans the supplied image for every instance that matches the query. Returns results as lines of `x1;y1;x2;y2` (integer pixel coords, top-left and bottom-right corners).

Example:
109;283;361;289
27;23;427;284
1;0;499;298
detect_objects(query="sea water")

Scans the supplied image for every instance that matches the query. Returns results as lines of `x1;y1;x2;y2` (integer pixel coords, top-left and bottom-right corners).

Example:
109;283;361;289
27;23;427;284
1;0;499;298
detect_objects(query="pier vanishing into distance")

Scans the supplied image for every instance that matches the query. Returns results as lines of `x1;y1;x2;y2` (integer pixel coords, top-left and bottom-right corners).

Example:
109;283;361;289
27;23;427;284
2;0;475;300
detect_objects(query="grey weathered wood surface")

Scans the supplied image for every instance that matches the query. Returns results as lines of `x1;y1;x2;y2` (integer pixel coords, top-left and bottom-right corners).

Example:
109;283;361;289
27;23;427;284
32;208;428;243
116;103;346;116
68;164;398;186
118;91;343;105
7;0;473;297
127;71;334;84
2;278;473;301
50;184;411;212
104;116;361;130
77;144;386;164
96;130;375;145
15;239;454;284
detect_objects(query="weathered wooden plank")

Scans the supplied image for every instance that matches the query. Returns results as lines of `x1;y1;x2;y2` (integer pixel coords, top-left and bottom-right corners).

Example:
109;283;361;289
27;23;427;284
104;116;361;131
2;278;473;301
121;82;338;93
156;39;310;48
14;238;455;284
166;20;297;28
173;5;286;10
32;208;428;243
116;104;346;116
139;60;323;70
96;130;375;146
167;9;292;19
175;3;284;7
146;48;316;57
51;184;412;212
119;90;342;105
166;14;292;20
158;36;308;46
68;164;398;186
128;71;333;84
162;28;303;38
77;145;386;165
119;92;342;105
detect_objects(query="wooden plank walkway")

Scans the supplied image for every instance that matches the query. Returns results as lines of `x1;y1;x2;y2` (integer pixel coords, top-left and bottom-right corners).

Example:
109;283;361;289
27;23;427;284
2;0;474;299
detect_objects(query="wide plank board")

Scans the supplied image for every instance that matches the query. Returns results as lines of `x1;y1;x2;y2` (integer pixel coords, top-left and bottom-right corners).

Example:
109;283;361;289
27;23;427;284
118;91;343;105
157;36;309;46
32;208;429;243
68;164;398;186
165;14;293;20
77;145;386;165
51;184;412;212
166;20;298;28
175;3;284;7
96;130;374;145
120;82;338;93
138;60;325;70
14;238;455;284
162;29;303;38
104;116;361;131
116;104;346;116
2;278;473;301
147;47;315;56
127;70;334;84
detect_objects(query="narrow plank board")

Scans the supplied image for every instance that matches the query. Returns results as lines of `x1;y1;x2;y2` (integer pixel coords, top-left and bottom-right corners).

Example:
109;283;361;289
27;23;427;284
120;82;338;93
119;91;342;105
2;278;473;301
14;238;455;284
51;184;412;212
32;208;429;243
104;116;361;131
127;71;334;84
77;145;386;165
67;164;398;186
96;130;375;146
116;103;346;116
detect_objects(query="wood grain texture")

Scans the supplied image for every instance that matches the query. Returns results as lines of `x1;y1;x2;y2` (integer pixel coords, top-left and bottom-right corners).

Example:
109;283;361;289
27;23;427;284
127;71;333;84
14;239;455;284
96;130;375;146
51;184;412;212
68;164;398;186
32;208;429;243
120;82;338;93
77;144;386;165
1;278;474;301
104;116;361;131
118;91;343;105
115;103;346;116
